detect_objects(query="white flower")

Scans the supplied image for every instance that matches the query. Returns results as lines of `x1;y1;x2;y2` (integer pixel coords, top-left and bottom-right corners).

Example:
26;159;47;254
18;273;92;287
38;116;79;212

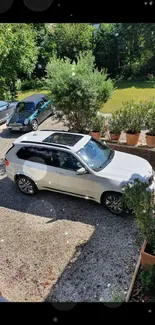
72;72;75;76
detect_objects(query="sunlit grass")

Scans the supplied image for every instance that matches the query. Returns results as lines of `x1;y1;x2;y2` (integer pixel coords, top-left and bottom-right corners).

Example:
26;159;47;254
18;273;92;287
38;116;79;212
17;89;49;101
101;81;155;113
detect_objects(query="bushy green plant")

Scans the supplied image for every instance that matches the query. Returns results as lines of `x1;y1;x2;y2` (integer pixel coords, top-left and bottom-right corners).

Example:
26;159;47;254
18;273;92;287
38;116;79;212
145;106;155;136
21;78;45;91
46;51;114;133
122;178;155;253
108;110;123;134
140;266;155;293
118;101;147;134
89;114;105;132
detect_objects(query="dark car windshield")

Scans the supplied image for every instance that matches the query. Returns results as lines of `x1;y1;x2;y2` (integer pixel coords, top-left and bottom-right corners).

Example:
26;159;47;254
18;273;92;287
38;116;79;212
15;102;35;113
77;138;114;171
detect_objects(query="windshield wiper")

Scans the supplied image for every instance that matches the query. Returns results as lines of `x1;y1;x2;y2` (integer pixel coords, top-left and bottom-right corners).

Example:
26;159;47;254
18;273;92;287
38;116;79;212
108;150;114;160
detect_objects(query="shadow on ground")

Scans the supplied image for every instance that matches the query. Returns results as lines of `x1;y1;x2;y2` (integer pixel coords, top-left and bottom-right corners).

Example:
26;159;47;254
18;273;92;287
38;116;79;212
0;128;23;139
115;80;155;90
0;176;140;302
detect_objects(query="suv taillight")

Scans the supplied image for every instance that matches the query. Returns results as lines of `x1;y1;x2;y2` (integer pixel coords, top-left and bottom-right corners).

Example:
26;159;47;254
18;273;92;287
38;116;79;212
5;159;9;166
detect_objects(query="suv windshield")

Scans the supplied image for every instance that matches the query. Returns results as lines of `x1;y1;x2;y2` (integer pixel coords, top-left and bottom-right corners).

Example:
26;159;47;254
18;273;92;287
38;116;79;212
15;102;35;113
77;138;114;171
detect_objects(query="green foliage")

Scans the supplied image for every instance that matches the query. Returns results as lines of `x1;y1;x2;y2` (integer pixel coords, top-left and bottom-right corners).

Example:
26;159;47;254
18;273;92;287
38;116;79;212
117;100;147;134
94;23;155;79
21;78;45;91
0;23;38;99
110;289;125;302
145;104;155;136
122;178;155;252
0;77;11;100
140;266;155;293
108;110;123;134
89;114;105;132
46;51;114;133
52;23;95;62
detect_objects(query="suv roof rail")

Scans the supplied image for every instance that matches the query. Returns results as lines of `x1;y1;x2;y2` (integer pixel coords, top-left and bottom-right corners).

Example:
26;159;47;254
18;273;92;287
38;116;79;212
21;141;71;150
40;129;69;132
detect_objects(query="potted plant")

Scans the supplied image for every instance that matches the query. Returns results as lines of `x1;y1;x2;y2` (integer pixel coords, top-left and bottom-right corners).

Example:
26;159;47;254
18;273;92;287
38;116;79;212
107;111;123;141
120;101;146;146
145;106;155;147
89;114;105;139
122;178;155;267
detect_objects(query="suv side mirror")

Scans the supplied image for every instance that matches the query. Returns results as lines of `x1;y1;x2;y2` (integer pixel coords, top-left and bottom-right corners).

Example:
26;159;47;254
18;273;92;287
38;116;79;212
76;167;89;175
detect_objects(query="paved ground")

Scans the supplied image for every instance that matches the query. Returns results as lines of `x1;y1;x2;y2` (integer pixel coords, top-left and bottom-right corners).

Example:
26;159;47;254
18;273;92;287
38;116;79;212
0;117;142;302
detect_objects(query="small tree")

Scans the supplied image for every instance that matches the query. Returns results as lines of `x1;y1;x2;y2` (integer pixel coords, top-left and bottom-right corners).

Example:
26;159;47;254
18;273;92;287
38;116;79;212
46;51;114;132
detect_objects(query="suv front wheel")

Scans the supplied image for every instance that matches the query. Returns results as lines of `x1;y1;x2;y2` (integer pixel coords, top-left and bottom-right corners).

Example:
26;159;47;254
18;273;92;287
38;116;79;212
101;192;124;215
16;175;37;195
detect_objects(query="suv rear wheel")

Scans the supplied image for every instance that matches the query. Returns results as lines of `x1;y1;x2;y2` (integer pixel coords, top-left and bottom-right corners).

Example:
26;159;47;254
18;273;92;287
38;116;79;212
16;175;37;195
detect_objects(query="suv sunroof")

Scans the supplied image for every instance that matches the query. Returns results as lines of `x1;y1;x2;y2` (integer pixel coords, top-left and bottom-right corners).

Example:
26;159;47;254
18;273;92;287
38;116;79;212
43;133;83;146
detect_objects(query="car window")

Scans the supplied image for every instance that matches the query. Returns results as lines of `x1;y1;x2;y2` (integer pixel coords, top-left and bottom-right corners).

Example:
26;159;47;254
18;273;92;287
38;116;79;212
57;151;83;171
36;101;43;110
17;147;60;167
43;97;48;103
16;102;35;113
77;138;114;171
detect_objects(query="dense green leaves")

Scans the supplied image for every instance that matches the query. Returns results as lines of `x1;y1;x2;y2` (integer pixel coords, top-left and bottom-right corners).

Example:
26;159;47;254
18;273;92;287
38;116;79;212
0;24;38;99
46;52;114;132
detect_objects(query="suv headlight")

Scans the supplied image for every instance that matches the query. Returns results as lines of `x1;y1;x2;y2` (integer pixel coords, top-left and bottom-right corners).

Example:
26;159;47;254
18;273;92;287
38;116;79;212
24;118;29;125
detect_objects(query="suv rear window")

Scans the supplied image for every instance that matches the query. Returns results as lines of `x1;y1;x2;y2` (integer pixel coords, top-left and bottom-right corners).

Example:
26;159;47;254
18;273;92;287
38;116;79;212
17;146;60;167
43;133;83;146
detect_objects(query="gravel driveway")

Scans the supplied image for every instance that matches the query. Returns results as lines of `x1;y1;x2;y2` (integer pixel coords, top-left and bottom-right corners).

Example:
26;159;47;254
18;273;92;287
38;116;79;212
0;117;141;302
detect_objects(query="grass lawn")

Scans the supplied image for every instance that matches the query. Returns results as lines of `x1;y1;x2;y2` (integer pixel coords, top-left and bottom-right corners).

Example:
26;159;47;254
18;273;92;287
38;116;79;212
101;80;155;114
17;81;155;114
17;89;49;101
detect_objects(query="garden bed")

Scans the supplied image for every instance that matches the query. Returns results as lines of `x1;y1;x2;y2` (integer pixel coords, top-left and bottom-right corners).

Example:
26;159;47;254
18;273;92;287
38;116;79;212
129;268;155;302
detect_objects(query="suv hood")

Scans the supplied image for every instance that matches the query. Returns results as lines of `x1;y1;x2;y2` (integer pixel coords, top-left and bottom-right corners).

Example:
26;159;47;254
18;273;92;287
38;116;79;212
98;150;152;185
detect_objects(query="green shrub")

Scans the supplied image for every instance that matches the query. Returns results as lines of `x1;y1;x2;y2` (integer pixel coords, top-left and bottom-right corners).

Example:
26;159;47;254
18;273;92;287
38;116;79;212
46;51;114;133
118;101;147;134
21;78;45;91
0;77;11;100
140;266;155;293
89;114;105;132
107;110;123;134
145;105;155;136
122;178;155;253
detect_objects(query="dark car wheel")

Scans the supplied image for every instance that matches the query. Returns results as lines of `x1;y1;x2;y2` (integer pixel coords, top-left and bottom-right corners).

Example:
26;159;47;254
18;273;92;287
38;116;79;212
16;175;37;195
30;119;38;131
101;192;124;215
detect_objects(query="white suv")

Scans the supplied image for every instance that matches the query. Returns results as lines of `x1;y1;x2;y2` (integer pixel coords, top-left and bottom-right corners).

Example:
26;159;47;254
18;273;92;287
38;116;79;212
5;130;155;215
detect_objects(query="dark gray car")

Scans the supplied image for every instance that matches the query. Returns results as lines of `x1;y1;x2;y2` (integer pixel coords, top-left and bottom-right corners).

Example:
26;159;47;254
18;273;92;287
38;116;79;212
0;101;17;124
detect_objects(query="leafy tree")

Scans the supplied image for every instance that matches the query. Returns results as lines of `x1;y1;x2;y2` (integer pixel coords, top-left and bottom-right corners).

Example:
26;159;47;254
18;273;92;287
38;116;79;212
51;23;95;62
0;23;38;99
46;51;114;132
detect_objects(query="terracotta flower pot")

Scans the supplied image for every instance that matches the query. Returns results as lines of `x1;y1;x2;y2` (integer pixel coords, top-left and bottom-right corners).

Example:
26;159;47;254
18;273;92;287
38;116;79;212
109;132;121;141
145;133;155;147
126;133;140;146
141;240;155;267
89;131;101;139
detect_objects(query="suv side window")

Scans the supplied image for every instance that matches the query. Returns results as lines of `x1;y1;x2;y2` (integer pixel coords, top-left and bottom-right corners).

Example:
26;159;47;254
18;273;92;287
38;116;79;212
57;151;83;171
17;147;60;167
